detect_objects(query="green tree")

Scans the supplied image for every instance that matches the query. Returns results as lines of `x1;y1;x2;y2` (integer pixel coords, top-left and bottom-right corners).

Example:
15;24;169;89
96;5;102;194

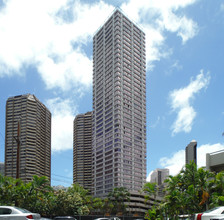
143;182;157;201
108;187;130;215
90;197;104;215
210;171;224;207
0;174;22;205
103;197;114;215
165;162;210;215
52;184;90;216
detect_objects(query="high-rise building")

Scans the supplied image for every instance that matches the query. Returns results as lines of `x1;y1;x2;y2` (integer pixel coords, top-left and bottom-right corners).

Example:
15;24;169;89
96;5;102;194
150;168;169;197
73;111;92;192
92;9;146;196
150;168;169;186
5;94;51;183
185;140;197;165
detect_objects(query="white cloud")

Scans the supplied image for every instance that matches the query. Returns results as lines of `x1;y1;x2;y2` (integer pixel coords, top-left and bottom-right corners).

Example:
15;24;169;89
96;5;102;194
46;97;78;152
121;0;199;68
221;3;224;11
146;170;154;182
150;116;160;128
0;0;199;87
158;143;224;176
37;49;92;91
0;0;113;91
0;0;200;153
169;70;210;135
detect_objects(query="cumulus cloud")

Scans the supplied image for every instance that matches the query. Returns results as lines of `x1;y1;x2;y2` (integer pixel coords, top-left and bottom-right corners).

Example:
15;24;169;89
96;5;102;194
158;143;224;176
0;0;113;90
0;0;200;153
169;70;211;135
121;0;199;68
0;0;199;85
46;97;78;152
146;170;154;182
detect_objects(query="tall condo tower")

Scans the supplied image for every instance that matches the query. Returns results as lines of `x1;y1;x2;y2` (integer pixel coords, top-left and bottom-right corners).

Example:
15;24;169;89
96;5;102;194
92;9;146;196
73;111;92;192
185;140;197;165
5;94;51;183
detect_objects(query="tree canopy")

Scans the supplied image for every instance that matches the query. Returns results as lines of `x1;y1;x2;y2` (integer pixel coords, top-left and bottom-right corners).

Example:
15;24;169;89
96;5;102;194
143;161;224;219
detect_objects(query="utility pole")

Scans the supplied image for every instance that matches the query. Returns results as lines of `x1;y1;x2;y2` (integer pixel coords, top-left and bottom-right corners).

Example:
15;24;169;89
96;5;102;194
14;120;21;179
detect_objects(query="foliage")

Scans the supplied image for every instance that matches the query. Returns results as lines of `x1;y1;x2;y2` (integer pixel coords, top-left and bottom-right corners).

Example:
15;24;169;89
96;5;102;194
89;197;104;215
0;175;133;217
0;175;90;217
108;187;130;215
143;161;224;219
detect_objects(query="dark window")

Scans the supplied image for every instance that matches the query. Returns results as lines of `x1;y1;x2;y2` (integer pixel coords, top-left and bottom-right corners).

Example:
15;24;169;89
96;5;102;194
0;208;12;214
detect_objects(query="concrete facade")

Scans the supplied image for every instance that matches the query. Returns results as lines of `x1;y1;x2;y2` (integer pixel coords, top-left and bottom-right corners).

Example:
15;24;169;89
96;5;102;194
150;168;169;186
5;94;51;183
0;162;4;176
150;168;169;197
92;9;146;196
185;140;197;165
206;150;224;173
73;111;92;192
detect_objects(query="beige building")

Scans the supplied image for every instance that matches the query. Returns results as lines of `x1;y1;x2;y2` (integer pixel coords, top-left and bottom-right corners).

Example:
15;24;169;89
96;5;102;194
5;94;51;183
92;9;146;196
150;168;169;197
206;150;224;173
73;111;92;192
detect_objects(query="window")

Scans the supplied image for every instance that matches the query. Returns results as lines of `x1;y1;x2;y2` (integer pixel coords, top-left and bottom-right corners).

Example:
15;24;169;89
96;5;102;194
0;208;12;215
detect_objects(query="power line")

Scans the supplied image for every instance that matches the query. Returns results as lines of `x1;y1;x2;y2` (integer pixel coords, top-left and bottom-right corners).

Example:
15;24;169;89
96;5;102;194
0;131;4;141
52;173;73;180
51;178;72;185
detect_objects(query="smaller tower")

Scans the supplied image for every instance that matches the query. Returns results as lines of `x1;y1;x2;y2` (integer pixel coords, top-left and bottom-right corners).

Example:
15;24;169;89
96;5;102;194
73;111;92;193
5;94;51;183
150;168;169;197
150;168;169;186
185;140;197;165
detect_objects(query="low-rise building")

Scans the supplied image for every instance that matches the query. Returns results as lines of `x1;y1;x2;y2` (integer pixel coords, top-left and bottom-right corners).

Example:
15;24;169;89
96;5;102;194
206;150;224;173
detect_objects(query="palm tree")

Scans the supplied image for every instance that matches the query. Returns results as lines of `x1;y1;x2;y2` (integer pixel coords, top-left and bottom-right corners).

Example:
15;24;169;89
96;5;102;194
143;182;157;201
108;187;130;215
210;171;224;207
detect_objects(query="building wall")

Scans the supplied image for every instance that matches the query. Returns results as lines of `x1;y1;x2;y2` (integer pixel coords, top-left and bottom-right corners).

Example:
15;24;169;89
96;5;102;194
150;168;169;197
92;9;146;196
73;111;92;192
185;140;197;165
150;168;169;186
0;162;4;176
5;94;51;183
206;150;224;173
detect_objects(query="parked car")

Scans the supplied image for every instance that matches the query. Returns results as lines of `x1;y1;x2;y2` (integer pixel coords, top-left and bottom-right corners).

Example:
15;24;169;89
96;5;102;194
210;218;224;220
0;206;41;219
93;218;109;220
109;218;121;220
54;217;76;220
195;206;224;220
178;214;194;219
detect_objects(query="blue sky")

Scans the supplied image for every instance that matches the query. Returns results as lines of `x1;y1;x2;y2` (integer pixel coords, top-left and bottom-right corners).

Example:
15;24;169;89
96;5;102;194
0;0;224;186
